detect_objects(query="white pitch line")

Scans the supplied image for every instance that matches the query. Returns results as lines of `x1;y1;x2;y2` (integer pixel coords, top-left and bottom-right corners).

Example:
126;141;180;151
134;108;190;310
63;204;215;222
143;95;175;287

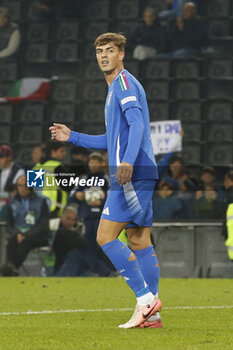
0;305;233;316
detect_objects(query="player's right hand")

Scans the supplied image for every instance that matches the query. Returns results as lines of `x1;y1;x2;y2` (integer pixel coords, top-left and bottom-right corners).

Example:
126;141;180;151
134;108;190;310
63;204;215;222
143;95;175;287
49;123;71;142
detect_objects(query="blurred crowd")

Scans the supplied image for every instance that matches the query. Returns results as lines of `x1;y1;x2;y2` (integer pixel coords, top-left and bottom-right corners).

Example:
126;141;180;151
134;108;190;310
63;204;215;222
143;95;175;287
0;0;231;275
1;141;232;276
0;1;213;62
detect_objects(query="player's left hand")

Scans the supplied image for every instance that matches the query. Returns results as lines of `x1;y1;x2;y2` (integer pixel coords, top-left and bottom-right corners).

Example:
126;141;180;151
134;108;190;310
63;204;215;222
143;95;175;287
116;162;133;186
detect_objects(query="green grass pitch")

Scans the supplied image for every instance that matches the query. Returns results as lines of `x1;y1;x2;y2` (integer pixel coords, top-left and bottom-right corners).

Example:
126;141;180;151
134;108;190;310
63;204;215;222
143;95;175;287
0;278;233;350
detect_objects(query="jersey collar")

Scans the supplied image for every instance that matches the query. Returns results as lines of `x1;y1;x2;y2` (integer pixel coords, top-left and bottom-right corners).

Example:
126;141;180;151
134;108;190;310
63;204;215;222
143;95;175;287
114;69;126;81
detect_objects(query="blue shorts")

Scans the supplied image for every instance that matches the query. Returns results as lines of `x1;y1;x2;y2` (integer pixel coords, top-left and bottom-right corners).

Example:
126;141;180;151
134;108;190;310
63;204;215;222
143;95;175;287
101;180;156;228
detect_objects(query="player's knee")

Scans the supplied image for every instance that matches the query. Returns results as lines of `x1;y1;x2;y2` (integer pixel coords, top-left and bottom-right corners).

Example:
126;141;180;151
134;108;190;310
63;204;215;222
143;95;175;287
96;231;108;246
128;236;150;251
96;233;103;246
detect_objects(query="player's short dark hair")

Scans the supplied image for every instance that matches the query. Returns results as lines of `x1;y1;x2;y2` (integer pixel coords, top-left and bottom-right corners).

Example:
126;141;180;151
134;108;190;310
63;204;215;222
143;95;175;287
89;152;103;162
94;32;127;52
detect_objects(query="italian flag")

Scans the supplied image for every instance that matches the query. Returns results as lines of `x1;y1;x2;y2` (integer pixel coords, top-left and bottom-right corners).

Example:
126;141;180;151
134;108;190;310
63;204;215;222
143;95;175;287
0;78;50;104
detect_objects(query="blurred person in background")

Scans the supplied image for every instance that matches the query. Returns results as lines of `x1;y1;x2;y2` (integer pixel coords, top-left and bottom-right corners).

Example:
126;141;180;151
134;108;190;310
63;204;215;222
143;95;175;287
52;206;84;275
194;184;225;220
161;2;208;58
53;206;112;276
196;166;222;200
159;0;199;20
32;144;46;169
0;175;49;276
70;146;88;177
221;170;233;203
127;7;167;60
198;166;216;188
69;152;112;274
41;141;68;217
177;170;196;219
0;145;25;196
162;154;185;190
153;180;183;220
222;170;233;262
0;7;21;59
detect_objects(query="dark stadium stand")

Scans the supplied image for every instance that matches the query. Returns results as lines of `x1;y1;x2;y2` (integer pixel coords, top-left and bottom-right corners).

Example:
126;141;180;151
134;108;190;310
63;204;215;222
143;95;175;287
0;62;18;82
16;101;46;123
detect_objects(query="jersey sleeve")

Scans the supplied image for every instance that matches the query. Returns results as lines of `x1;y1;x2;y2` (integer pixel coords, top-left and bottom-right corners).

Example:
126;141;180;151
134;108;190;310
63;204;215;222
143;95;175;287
115;71;142;112
68;131;107;150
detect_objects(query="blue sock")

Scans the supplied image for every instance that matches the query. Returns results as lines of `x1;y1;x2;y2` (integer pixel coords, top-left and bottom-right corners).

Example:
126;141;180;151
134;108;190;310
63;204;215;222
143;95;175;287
134;245;160;295
101;239;149;297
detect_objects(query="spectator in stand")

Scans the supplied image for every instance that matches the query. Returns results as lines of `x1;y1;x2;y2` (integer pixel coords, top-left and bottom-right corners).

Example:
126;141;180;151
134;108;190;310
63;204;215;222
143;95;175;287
198;166;216;188
162;154;185;190
221;170;233;204
222;170;233;261
0;7;21;60
196;166;220;199
176;170;196;219
69;152;112;273
159;0;199;20
52;206;84;274
127;7;167;61
0;175;49;276
153;180;183;220
52;206;112;276
32;144;46;169
161;2;208;58
41;141;68;217
0;145;25;196
194;184;225;220
70;146;88;177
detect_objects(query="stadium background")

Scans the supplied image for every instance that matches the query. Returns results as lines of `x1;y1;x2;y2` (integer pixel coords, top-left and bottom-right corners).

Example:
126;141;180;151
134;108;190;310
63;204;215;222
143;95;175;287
0;0;233;174
0;3;233;348
0;0;233;278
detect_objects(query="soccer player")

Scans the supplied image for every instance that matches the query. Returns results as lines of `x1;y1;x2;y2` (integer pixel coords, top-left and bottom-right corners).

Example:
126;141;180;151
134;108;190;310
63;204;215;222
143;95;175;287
49;32;162;329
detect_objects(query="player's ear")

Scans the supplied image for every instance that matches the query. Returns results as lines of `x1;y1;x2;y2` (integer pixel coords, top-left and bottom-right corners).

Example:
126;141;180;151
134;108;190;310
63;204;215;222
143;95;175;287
119;50;125;62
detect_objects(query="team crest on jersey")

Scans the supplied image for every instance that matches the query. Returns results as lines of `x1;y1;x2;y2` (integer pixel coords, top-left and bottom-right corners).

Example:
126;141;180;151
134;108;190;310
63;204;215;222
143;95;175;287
108;91;113;106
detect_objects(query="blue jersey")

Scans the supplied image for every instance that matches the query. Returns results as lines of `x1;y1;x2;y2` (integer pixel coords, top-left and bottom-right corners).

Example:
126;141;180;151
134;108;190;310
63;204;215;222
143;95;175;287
105;69;158;182
68;69;158;184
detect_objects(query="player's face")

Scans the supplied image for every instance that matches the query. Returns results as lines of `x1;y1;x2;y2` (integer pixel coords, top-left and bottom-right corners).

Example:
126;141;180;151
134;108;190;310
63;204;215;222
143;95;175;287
96;42;124;74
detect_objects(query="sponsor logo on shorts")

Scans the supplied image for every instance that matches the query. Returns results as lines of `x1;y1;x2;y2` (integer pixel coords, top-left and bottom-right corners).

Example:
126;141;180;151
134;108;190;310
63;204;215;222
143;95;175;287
103;207;110;215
